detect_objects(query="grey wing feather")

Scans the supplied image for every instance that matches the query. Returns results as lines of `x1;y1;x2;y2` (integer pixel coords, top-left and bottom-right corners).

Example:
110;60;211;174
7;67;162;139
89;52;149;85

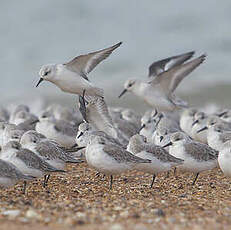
0;159;30;180
64;42;122;79
150;54;206;94
37;141;81;163
103;145;151;163
16;149;65;172
148;51;195;78
184;142;218;161
85;96;117;137
144;144;184;163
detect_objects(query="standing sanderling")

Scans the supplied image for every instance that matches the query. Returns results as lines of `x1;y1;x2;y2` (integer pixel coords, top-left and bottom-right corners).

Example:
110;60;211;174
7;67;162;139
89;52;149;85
127;134;184;188
163;132;218;185
0;159;34;191
85;136;151;189
0;141;65;189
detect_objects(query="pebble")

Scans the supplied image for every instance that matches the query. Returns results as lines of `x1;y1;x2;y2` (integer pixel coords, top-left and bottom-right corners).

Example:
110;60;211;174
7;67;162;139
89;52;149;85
25;209;40;219
2;210;21;218
109;223;124;230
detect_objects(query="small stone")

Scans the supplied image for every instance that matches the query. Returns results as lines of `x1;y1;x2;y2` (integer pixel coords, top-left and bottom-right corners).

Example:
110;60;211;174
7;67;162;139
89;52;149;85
64;217;76;226
167;217;176;223
146;219;154;224
120;210;129;218
2;210;21;218
25;209;40;219
109;223;124;230
134;224;148;230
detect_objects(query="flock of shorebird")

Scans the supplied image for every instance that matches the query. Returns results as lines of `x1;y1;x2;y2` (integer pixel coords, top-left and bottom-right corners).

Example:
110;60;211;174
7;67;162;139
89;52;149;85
0;42;230;194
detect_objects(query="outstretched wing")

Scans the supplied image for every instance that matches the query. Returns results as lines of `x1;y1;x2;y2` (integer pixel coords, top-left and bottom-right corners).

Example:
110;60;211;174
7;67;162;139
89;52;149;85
148;51;195;78
149;54;206;94
64;42;122;80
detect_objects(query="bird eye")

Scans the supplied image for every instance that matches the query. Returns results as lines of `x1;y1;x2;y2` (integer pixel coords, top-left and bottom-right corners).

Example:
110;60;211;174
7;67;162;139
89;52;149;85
44;71;49;76
128;84;132;87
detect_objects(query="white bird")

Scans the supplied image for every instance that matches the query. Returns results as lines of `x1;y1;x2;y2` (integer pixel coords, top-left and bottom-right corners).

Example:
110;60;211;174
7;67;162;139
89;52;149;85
78;94;129;145
119;54;206;111
218;139;231;178
180;108;198;136
163;132;218;185
36;42;122;97
0;159;34;190
35;112;77;148
127;134;184;188
198;123;231;151
20;132;83;171
85;136;151;189
0;141;65;188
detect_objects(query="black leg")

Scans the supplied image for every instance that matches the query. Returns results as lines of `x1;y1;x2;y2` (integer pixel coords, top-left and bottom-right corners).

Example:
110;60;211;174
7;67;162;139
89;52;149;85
22;181;27;194
43;174;50;188
109;175;113;190
174;167;177;176
43;175;47;188
95;172;101;177
150;174;156;188
192;173;199;185
45;174;50;185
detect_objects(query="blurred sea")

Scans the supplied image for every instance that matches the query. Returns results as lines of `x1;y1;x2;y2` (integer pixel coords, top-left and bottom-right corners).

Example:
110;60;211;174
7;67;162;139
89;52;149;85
0;0;231;112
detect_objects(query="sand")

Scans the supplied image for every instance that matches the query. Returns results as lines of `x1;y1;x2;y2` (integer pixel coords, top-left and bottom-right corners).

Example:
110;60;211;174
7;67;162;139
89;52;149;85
0;163;230;230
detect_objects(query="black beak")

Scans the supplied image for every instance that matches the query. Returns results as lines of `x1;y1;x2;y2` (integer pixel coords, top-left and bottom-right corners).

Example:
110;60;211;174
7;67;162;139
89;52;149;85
160;136;164;142
77;132;84;139
218;111;227;117
36;78;44;87
138;124;145;133
118;89;127;98
162;141;173;148
197;126;208;133
192;120;199;127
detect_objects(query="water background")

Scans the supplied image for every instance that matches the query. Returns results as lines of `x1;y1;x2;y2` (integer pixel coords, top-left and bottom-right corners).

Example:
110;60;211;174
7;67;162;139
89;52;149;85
1;0;231;112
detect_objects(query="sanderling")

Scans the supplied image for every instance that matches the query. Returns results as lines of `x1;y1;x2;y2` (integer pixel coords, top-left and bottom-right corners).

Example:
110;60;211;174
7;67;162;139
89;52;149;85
198;123;231;151
85;136;151;189
163;132;218;185
148;51;195;78
0;141;65;188
9;105;30;124
76;123;124;148
3;129;25;144
0;159;34;191
191;111;208;143
127;134;183;188
180;108;198;136
121;108;141;129
218;139;231;178
119;54;206;111
36;42;122;98
44;104;82;126
35;112;77;148
78;94;129;145
20;132;83;171
218;110;231;123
